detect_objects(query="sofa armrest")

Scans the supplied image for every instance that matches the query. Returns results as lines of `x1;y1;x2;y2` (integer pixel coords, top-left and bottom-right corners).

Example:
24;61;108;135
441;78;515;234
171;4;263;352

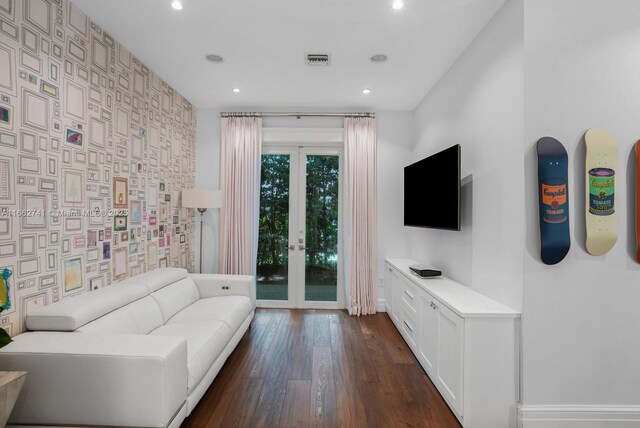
0;332;187;428
189;274;256;306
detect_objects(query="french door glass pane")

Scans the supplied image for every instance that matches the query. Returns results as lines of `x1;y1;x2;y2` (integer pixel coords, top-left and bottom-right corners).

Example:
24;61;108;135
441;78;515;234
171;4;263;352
256;154;290;300
305;155;339;302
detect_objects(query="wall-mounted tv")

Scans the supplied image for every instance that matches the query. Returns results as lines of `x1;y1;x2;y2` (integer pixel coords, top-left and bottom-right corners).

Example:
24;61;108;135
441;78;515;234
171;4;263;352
404;144;461;230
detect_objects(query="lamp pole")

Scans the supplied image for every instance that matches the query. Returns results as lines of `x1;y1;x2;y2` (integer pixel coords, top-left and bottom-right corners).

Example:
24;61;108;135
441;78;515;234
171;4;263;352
198;207;207;274
181;188;221;275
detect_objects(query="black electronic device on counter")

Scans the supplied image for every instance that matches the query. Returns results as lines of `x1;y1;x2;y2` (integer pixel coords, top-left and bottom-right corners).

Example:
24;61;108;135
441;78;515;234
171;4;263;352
409;264;442;278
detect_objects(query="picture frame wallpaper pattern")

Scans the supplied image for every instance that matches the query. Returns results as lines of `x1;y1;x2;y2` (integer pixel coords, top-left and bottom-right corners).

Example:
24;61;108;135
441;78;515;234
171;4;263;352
0;0;196;335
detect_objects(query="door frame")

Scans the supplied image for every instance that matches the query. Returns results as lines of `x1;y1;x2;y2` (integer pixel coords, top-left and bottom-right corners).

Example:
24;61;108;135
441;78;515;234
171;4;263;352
257;127;345;309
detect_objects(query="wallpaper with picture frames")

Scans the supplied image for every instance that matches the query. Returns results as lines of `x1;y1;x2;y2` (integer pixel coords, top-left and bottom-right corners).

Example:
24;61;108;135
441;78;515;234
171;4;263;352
0;0;196;335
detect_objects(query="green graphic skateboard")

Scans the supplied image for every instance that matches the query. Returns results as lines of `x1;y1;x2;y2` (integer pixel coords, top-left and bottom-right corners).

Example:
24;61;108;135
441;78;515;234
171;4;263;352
585;128;617;256
537;137;570;265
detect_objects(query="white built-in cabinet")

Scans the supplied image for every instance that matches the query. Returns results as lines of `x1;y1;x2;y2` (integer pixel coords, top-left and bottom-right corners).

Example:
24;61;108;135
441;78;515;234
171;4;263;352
384;259;520;428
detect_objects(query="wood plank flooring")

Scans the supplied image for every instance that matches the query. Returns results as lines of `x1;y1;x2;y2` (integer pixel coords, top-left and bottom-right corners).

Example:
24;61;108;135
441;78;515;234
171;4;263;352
182;309;461;428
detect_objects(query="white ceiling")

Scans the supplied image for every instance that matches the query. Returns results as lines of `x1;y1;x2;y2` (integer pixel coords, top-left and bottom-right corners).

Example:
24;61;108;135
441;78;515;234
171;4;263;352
72;0;506;110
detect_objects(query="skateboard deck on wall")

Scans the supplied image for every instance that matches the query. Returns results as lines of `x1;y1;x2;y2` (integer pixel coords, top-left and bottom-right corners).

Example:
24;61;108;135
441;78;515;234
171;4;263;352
537;137;570;265
585;128;618;256
636;141;640;262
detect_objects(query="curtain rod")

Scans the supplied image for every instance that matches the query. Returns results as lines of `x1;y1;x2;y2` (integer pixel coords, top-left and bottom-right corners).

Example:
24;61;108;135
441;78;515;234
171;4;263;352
220;112;375;118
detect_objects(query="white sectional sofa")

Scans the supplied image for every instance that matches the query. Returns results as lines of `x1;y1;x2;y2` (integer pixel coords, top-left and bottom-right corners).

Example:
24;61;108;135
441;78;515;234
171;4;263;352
0;267;255;428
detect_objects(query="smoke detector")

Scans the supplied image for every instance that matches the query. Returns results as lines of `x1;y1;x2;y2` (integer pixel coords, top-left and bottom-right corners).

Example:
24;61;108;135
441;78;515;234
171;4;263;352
306;54;330;66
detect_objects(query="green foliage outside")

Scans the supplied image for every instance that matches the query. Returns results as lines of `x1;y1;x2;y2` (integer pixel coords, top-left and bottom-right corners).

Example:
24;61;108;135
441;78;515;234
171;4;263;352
257;155;290;286
304;155;339;288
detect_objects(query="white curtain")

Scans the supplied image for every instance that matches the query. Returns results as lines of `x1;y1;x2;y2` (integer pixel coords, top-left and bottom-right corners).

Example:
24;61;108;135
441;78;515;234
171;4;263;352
344;117;378;316
219;116;262;275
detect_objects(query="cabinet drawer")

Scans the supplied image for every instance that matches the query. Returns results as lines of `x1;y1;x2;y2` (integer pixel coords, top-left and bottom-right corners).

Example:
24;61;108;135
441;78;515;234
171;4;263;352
401;278;419;312
401;307;418;349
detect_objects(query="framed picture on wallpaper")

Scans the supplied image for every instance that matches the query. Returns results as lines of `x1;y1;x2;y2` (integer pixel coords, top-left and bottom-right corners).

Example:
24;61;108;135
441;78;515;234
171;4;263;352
130;200;142;223
147;243;157;269
65;128;83;147
102;242;111;260
89;276;104;291
63;256;83;294
88;198;104;226
87;230;97;247
62;169;84;206
113;248;129;281
20;193;47;230
113;177;128;209
149;186;158;207
114;215;127;231
86;248;99;263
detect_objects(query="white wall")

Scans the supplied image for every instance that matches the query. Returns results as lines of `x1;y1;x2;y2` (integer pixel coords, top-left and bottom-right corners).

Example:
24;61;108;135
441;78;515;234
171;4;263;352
194;109;413;305
522;0;640;416
408;0;524;312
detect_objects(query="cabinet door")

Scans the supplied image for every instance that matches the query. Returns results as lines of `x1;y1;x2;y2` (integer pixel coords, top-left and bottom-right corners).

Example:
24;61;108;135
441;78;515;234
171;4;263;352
436;303;464;416
391;271;402;325
419;292;438;377
384;264;393;314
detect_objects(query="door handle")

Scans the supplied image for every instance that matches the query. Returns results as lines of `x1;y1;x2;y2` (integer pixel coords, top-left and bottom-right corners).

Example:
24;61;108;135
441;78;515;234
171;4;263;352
285;245;295;251
403;320;414;332
298;245;306;250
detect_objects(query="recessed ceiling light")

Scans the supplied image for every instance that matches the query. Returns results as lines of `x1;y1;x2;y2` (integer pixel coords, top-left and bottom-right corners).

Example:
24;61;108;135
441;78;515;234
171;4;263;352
370;54;388;63
362;88;371;95
392;0;404;10
232;88;240;93
171;1;183;10
205;54;224;63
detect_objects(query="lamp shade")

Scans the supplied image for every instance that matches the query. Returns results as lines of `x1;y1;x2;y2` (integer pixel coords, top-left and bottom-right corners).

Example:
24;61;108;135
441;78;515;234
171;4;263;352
181;189;222;209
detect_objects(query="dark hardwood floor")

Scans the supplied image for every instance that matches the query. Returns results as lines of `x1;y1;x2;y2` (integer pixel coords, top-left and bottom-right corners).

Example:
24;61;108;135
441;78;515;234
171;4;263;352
182;309;461;428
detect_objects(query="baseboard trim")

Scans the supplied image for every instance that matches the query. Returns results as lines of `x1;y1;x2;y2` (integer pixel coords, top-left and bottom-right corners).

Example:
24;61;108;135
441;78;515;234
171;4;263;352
378;298;386;312
519;404;640;427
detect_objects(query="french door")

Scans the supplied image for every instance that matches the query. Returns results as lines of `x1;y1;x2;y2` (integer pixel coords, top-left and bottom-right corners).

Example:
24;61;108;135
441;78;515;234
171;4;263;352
256;146;344;309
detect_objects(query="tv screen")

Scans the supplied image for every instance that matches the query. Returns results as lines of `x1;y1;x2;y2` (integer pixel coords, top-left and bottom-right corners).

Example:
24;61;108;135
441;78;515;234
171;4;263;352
404;144;461;230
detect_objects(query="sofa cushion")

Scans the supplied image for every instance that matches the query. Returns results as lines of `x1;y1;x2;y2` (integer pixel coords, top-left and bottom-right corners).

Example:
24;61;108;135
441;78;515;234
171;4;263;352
77;297;164;335
168;296;253;332
120;267;188;293
26;283;149;332
150;278;200;322
149;321;229;394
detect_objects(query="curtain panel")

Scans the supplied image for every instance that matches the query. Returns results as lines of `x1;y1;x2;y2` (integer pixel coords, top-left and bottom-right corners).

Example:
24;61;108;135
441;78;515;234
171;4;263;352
344;117;378;315
219;116;263;275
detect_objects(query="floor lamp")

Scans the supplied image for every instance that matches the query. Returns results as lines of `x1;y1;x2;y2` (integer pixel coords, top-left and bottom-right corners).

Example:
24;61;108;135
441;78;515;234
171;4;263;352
181;189;222;273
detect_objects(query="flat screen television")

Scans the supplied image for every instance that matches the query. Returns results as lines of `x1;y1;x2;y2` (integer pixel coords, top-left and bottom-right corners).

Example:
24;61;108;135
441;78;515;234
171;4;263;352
404;144;461;230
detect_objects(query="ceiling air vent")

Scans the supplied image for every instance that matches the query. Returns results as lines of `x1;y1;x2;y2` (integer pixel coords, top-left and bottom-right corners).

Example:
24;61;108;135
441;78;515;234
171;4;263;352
306;54;330;66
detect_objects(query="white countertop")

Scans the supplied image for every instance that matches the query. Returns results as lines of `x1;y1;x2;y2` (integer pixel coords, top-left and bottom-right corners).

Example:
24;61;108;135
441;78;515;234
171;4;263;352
386;258;520;319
